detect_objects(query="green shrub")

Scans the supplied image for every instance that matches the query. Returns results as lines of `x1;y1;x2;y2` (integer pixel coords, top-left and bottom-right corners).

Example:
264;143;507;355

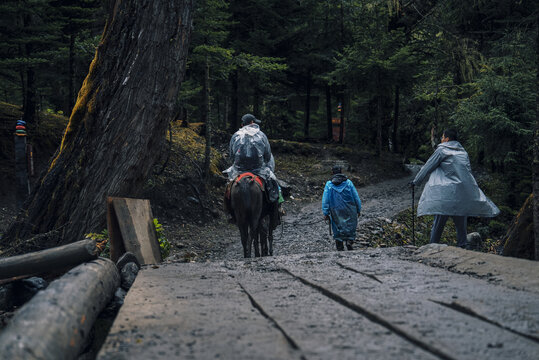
154;218;170;259
488;220;507;237
85;218;170;259
85;229;110;258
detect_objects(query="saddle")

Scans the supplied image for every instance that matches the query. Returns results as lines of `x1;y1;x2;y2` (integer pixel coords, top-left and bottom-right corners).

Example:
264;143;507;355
225;172;264;201
235;172;264;190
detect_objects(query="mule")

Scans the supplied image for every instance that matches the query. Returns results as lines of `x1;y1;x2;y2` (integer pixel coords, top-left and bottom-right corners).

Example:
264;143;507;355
230;173;273;257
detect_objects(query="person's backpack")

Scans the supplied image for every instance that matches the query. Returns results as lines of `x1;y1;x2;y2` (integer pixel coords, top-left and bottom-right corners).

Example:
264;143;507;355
236;134;263;171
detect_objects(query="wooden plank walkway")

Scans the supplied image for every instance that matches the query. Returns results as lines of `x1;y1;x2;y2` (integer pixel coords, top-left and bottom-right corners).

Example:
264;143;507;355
98;246;539;359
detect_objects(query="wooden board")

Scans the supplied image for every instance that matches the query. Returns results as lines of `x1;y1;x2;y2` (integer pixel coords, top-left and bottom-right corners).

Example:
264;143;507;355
98;250;539;359
107;197;161;265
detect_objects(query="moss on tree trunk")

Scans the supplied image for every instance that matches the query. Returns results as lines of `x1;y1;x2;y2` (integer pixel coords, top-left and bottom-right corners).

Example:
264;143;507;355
1;0;193;254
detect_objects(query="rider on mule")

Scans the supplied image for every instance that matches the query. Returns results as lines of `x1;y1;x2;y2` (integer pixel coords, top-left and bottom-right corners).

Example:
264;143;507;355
224;114;280;228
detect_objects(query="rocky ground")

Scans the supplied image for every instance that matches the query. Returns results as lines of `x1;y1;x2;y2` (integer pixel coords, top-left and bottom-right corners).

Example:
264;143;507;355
167;166;420;263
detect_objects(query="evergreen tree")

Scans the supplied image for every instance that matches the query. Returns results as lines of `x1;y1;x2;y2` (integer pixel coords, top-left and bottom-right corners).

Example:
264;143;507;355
0;0;62;123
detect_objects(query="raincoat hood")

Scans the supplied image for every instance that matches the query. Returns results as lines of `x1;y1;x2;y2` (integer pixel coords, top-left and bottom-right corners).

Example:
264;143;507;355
331;174;348;186
412;141;499;217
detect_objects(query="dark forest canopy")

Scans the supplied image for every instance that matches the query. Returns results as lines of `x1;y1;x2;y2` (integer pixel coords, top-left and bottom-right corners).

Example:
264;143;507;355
0;0;537;240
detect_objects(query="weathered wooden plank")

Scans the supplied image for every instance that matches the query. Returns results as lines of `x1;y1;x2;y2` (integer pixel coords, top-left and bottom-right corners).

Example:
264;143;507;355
279;254;539;360
0;258;120;360
237;267;438;360
97;263;303;360
108;197;161;265
98;249;539;360
335;255;539;340
0;238;98;280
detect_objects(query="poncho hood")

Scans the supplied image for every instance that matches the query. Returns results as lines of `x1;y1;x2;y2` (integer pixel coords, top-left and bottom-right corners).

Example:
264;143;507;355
331;174;348;186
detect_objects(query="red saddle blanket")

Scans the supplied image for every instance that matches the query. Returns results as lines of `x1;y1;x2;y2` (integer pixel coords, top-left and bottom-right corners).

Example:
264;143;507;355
235;172;264;190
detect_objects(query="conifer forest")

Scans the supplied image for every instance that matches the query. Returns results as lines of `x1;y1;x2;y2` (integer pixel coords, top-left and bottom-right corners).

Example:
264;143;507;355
0;0;538;257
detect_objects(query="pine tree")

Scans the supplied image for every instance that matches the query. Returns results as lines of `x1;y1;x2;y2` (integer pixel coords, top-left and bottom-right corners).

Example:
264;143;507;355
0;0;62;124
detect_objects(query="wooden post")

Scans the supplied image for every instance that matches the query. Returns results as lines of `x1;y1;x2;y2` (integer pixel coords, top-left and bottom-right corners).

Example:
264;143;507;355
15;133;29;208
107;197;162;264
0;258;120;360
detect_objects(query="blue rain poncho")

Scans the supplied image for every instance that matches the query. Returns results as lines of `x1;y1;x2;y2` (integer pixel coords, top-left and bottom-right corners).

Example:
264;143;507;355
224;124;276;182
412;141;499;217
322;175;362;242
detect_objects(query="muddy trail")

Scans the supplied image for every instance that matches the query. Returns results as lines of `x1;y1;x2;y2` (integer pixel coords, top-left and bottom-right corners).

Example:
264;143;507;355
198;165;422;262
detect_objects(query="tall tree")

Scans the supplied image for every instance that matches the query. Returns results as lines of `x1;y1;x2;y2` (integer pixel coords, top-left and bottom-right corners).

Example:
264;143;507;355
0;0;62;123
51;0;103;115
534;14;539;260
1;0;194;252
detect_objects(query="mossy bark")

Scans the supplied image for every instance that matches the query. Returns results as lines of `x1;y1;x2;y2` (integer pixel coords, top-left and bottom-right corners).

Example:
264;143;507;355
1;0;193;253
503;194;535;260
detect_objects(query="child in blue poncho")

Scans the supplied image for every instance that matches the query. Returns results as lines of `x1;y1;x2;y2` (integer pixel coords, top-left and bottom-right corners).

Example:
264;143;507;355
322;165;362;251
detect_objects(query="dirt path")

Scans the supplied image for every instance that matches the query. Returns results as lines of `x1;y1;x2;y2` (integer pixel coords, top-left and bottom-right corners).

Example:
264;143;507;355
202;166;421;262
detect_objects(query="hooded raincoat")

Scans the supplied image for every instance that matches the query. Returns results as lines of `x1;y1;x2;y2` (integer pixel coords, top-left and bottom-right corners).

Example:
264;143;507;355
322;174;362;242
224;124;276;182
412;141;499;217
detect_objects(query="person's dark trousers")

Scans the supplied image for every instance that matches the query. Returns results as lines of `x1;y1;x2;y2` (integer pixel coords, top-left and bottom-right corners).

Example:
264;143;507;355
430;215;468;248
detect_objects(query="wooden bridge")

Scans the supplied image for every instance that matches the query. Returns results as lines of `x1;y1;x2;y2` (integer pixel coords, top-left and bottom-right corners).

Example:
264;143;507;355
98;245;539;359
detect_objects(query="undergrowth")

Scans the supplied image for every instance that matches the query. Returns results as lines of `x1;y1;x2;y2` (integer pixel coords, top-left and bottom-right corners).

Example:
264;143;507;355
86;218;170;259
369;207;504;254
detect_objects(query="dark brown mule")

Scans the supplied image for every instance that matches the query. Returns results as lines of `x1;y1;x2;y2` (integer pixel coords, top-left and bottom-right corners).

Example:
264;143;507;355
230;174;272;257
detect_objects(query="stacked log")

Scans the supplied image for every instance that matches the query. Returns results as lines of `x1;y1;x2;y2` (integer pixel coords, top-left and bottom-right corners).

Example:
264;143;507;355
0;258;120;359
0;239;98;281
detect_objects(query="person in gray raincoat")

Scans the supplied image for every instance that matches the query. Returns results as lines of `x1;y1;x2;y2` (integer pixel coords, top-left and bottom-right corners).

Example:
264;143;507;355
322;165;362;251
224;114;280;225
410;129;499;248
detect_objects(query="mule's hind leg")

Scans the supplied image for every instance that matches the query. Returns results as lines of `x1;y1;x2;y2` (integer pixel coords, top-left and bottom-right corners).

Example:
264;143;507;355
259;217;269;256
268;226;273;256
240;224;251;258
252;227;260;257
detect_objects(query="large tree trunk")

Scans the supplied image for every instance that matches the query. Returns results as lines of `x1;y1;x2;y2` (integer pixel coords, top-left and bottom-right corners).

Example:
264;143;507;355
534;16;539;261
203;58;211;181
22;68;36;125
325;84;332;141
392;86;400;153
230;70;239;132
504;194;535;260
304;71;311;139
1;0;193;253
68;33;75;116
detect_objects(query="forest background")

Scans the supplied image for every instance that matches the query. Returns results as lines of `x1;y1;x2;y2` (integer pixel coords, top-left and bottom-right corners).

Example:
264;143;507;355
0;0;537;255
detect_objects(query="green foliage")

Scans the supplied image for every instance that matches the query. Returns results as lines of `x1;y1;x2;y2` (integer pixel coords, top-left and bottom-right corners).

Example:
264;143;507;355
84;218;170;260
451;30;535;172
86;229;110;258
154;218;170;259
0;0;102;113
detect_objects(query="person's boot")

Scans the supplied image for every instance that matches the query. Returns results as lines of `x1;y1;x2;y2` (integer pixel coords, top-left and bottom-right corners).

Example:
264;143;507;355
336;240;344;251
346;240;354;251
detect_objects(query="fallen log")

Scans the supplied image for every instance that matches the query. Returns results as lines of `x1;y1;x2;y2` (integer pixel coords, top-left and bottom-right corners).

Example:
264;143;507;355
0;238;98;280
0;258;120;359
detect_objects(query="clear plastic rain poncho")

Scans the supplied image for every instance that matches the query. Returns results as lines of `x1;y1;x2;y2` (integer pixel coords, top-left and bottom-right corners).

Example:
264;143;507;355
412;141;500;217
224;124;276;182
322;175;362;242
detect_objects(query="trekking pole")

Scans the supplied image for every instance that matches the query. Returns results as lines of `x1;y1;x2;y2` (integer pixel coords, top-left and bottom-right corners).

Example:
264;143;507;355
411;184;415;246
